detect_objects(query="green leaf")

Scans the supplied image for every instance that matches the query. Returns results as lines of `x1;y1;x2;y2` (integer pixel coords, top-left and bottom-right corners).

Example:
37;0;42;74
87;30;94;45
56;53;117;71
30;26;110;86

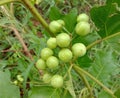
49;7;64;21
62;90;73;98
28;86;73;98
107;35;120;53
28;86;60;98
65;76;76;98
114;88;120;98
0;60;8;69
98;90;113;98
63;8;78;33
77;55;92;68
89;49;118;84
106;13;120;36
106;0;120;6
0;71;20;98
72;32;100;46
90;3;120;37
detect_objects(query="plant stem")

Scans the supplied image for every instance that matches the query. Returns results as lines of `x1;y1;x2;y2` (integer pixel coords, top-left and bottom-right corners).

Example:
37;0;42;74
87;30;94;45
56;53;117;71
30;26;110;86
21;0;54;37
87;32;120;50
10;27;33;60
68;64;76;98
0;0;19;6
77;71;94;98
63;27;71;34
73;65;117;98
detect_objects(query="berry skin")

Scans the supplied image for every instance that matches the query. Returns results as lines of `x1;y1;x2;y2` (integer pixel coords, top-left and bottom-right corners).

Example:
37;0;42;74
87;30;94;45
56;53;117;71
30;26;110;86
72;43;86;57
58;48;73;62
46;56;59;69
56;33;71;48
17;75;22;79
13;80;18;85
41;48;53;60
75;22;90;36
43;73;52;83
51;75;63;88
17;75;24;82
57;20;65;26
18;77;24;82
77;13;89;23
49;21;62;33
36;59;46;70
47;37;57;49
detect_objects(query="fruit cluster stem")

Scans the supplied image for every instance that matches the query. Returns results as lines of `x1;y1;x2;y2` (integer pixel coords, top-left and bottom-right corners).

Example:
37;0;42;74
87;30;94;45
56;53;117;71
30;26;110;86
0;0;20;6
77;70;94;98
87;32;120;50
73;65;117;98
21;0;54;36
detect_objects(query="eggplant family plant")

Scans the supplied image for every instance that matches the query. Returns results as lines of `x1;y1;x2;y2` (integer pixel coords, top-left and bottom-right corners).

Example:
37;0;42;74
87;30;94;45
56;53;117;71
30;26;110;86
0;0;120;98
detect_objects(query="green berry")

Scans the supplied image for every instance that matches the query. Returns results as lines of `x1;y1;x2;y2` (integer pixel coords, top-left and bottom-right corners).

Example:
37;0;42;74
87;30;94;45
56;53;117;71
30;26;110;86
58;48;72;62
47;37;57;49
18;77;24;82
49;21;62;33
51;75;63;88
72;43;86;57
75;22;90;36
43;73;52;83
77;13;89;23
56;33;71;47
57;20;65;26
17;75;24;82
41;48;53;60
36;59;46;70
13;80;18;85
46;56;59;69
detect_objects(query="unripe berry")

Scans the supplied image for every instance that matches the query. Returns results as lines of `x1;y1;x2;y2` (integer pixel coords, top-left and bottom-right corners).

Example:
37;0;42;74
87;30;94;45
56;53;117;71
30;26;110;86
57;20;65;26
17;75;22;80
43;73;52;83
72;43;86;57
46;56;59;69
41;48;53;60
51;75;63;88
13;80;18;85
49;21;62;33
17;75;24;82
58;48;72;62
47;37;57;49
75;22;90;36
77;13;89;23
36;59;46;70
18;77;24;82
56;33;71;47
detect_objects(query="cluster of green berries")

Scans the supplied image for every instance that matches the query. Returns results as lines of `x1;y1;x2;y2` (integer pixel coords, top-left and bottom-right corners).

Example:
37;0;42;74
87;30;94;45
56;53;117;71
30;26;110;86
36;13;90;88
13;75;24;85
75;13;90;36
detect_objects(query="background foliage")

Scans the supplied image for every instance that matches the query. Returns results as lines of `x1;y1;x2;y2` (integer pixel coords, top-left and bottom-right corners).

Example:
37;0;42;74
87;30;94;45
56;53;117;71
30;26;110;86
0;0;120;98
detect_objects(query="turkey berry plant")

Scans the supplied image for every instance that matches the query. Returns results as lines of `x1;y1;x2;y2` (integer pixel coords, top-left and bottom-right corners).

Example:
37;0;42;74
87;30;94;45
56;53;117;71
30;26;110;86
0;0;120;98
35;18;88;88
35;14;92;88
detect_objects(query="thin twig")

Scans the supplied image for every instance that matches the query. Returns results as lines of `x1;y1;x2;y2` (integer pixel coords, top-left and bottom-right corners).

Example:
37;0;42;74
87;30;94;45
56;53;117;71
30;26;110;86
1;6;33;60
21;0;54;37
87;32;120;50
77;71;94;98
73;65;117;98
10;27;33;60
0;0;20;6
